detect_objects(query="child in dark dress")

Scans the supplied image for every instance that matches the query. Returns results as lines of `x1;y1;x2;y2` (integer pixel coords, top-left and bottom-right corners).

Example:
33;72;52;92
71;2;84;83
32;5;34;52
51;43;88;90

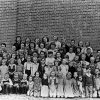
13;73;20;94
20;74;28;94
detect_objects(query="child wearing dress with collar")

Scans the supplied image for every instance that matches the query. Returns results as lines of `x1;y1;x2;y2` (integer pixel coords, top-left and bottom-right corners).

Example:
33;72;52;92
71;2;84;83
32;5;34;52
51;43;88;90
27;76;34;96
49;71;57;98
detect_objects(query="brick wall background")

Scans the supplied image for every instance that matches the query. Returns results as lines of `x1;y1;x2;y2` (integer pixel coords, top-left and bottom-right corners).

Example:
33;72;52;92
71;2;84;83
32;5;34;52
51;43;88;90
0;0;17;51
1;0;100;51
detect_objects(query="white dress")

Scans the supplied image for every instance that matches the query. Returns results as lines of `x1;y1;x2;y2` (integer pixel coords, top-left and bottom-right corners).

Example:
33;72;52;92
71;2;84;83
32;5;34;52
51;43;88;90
64;79;74;98
41;79;49;97
57;77;64;97
49;77;57;97
60;64;69;79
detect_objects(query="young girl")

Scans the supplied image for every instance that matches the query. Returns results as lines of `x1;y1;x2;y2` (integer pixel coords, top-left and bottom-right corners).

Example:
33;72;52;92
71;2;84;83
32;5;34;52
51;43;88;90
83;66;95;98
31;57;39;77
8;59;16;80
2;73;13;94
72;72;80;97
59;59;69;80
64;72;74;98
94;68;100;97
41;73;49;97
49;71;57;98
33;72;42;97
56;69;64;98
20;74;28;94
24;56;32;78
77;76;84;97
0;59;8;79
16;58;23;80
27;76;34;96
13;73;20;94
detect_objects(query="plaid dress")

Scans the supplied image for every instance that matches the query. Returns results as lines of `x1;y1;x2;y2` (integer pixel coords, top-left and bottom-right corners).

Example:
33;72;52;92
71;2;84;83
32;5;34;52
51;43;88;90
33;77;41;97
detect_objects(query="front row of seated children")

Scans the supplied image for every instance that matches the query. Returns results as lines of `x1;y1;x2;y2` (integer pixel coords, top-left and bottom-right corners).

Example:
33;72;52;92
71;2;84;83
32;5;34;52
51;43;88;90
0;68;100;98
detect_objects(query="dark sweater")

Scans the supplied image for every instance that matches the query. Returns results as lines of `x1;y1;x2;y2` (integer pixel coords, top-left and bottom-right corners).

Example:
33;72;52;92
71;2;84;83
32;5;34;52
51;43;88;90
83;74;95;87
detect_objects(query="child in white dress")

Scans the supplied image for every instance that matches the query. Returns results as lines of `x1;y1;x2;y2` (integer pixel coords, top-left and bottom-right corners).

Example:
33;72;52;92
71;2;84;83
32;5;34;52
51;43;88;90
59;59;69;80
49;71;57;98
27;76;34;96
56;70;64;98
64;72;74;98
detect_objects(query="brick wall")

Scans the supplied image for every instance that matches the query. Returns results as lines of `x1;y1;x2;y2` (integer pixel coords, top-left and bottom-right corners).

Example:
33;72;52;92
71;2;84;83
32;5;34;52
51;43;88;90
0;0;17;51
0;0;100;51
17;0;100;50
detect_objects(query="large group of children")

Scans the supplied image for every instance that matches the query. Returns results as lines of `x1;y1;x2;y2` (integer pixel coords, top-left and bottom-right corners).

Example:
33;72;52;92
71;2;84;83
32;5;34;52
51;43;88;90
0;36;100;98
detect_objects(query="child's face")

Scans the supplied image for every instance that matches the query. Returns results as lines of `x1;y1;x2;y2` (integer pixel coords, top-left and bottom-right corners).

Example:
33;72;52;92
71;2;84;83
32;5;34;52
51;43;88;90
62;59;66;64
79;76;82;81
21;43;24;49
23;75;27;80
43;74;47;79
67;73;72;79
33;52;38;58
96;56;100;62
40;43;44;48
90;57;95;63
51;44;55;49
56;53;61;58
2;60;6;65
29;77;33;81
33;57;37;63
75;56;79;61
12;46;16;51
54;61;59;66
69;62;73;67
79;41;83;47
27;56;31;62
41;59;45;64
69;48;73;53
77;48;81;53
51;72;55;77
48;53;53;58
12;54;16;59
30;43;35;48
40;52;45;58
14;74;18;79
74;72;78;78
81;54;86;60
18;59;21;64
36;72;39;77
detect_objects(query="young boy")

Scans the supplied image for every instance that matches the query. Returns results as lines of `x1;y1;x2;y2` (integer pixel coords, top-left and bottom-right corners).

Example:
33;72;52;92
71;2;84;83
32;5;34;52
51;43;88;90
0;59;8;79
83;66;95;98
20;74;28;94
2;73;13;94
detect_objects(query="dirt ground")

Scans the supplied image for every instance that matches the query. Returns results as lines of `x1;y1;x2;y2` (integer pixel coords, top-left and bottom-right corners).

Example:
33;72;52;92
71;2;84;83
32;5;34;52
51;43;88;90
0;95;99;100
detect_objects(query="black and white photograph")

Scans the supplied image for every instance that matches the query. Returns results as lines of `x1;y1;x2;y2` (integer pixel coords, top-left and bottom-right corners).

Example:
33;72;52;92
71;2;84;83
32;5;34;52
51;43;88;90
0;0;100;100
